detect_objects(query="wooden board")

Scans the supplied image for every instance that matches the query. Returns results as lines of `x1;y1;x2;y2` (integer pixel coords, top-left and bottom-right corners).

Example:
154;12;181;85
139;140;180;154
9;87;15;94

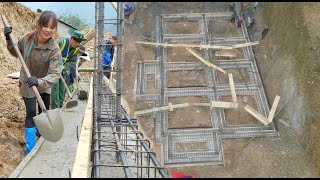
135;103;190;116
244;104;269;126
211;101;238;109
228;73;237;103
78;68;95;72
186;48;226;74
215;50;238;58
134;102;215;116
136;41;259;50
162;12;232;18
9;137;45;178
6;71;20;79
71;77;93;178
267;95;280;123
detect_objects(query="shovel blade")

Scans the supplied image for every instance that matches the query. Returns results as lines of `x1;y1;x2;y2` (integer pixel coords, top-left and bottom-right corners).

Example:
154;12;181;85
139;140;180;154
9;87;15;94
33;108;64;142
66;100;78;109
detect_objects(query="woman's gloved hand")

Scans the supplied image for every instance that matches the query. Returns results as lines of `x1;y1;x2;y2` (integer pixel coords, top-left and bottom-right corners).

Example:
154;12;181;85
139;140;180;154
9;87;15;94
26;76;39;87
3;27;12;40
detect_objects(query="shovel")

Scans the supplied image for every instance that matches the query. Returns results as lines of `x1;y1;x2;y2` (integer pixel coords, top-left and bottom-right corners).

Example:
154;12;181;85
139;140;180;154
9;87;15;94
59;74;78;109
75;77;88;100
1;15;63;142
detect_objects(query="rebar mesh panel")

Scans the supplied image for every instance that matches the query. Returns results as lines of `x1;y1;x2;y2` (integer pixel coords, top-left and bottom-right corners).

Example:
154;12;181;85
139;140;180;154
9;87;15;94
164;129;223;165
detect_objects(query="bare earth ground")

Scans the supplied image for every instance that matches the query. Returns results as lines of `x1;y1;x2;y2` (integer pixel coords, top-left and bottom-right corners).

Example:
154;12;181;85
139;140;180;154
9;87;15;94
1;2;320;178
121;2;318;177
0;3;39;177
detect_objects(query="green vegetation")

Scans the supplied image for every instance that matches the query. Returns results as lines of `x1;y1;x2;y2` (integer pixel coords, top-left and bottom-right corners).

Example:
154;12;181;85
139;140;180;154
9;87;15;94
58;12;90;31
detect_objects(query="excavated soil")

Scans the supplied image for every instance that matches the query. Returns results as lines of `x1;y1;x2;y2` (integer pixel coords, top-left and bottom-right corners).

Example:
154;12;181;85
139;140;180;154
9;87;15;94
0;2;101;177
0;2;39;177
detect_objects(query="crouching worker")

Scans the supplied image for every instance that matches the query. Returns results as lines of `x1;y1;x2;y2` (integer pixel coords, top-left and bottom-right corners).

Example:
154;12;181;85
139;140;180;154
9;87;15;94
3;11;63;154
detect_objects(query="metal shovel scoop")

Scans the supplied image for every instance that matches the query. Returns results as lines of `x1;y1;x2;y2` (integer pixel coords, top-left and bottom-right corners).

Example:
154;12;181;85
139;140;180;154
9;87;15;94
1;15;63;142
59;74;78;109
75;77;88;100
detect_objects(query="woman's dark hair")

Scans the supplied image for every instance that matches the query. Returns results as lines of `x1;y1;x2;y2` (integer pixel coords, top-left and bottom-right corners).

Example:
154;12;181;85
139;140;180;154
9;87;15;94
38;10;58;29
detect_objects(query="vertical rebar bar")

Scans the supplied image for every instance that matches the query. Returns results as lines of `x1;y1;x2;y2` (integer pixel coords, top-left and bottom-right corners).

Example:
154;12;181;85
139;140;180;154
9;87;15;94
92;3;99;177
116;2;123;127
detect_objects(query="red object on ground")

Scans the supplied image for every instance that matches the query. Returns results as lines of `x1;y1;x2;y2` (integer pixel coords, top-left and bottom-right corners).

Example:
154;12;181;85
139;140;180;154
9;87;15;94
171;172;196;178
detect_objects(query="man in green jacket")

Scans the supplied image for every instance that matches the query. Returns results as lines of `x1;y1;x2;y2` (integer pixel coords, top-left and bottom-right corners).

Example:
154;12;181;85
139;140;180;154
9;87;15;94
51;30;87;109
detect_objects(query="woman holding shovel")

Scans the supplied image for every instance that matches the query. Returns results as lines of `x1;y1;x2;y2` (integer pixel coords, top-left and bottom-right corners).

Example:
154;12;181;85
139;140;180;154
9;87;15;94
3;11;63;154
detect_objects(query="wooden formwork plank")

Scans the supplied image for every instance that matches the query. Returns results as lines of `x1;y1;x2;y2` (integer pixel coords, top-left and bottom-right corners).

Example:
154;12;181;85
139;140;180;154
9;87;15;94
215;50;238;58
162;12;232;18
136;41;259;50
228;73;237;103
267;95;281;123
168;102;173;111
244;104;269;126
186;48;226;74
71;77;94;178
134;103;190;116
211;101;238;109
135;102;214;116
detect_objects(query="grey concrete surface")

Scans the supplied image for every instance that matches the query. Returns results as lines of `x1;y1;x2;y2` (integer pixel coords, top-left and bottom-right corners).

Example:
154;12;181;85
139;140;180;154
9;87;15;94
13;81;90;178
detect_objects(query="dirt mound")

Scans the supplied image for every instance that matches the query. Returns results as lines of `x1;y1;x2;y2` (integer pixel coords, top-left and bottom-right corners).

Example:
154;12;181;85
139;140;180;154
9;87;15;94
0;2;40;177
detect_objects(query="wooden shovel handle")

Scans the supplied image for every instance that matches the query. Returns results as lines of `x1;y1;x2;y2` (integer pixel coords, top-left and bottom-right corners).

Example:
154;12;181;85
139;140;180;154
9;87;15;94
1;15;47;113
59;74;72;98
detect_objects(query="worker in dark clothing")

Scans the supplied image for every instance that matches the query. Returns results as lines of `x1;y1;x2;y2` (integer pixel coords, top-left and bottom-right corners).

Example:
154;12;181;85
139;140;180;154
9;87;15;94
231;11;236;23
103;36;117;79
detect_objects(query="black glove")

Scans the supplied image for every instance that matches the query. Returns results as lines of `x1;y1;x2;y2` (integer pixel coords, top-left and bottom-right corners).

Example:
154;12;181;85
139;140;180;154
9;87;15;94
26;76;39;87
3;27;12;40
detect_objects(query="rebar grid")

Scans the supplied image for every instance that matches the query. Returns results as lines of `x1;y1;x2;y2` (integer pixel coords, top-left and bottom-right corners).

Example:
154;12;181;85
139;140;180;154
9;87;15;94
164;129;224;165
92;2;168;178
134;11;278;166
92;76;168;178
93;85;168;178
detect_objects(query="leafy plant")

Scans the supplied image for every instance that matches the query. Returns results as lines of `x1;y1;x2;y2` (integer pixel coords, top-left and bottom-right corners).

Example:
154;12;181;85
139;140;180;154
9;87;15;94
58;12;90;31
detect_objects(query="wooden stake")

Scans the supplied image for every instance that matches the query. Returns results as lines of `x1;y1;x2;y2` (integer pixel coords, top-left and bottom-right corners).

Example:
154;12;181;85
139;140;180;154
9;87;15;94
267;95;280;123
211;101;238;109
168;102;173;111
228;73;237;103
244;104;269;126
